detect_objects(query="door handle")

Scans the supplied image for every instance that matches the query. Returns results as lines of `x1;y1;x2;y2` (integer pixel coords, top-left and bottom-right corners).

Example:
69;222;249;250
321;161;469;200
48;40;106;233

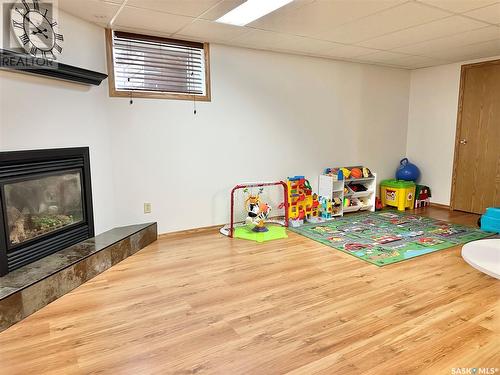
460;139;467;144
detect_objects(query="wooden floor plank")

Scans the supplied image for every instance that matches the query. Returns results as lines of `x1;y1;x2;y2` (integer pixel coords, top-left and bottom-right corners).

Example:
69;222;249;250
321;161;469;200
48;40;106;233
0;207;498;375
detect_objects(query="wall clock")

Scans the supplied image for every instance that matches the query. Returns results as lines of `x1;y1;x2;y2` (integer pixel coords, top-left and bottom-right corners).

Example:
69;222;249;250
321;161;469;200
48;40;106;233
10;0;64;60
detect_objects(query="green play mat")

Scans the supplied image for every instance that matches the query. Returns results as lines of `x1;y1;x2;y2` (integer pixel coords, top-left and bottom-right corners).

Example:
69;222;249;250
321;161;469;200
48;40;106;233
233;225;288;243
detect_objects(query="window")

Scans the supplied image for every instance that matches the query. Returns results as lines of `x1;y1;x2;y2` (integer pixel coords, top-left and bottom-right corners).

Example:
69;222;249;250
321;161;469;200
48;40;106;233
106;30;210;101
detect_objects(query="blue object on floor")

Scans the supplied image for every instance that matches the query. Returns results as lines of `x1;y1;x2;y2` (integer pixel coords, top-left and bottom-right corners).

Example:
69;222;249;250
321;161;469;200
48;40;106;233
480;207;500;233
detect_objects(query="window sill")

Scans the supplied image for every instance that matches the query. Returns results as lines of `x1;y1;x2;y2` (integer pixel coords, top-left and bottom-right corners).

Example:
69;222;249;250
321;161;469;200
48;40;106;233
108;89;211;102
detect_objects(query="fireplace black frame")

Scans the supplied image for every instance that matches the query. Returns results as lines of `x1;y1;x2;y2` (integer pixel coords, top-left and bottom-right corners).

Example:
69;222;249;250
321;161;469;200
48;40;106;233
0;148;94;276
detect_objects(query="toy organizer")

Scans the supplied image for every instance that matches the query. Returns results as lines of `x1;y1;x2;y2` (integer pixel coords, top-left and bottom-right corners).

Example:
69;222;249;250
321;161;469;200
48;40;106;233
318;169;377;216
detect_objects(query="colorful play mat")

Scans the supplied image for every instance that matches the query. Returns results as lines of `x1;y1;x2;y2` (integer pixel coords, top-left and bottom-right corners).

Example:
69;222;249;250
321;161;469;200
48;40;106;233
290;211;492;266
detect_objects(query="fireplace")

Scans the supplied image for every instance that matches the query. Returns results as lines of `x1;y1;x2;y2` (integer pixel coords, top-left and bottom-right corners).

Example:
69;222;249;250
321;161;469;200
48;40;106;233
0;148;94;276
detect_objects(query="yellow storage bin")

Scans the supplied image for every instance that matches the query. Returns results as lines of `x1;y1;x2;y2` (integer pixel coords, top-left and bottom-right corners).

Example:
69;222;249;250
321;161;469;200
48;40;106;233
380;179;416;211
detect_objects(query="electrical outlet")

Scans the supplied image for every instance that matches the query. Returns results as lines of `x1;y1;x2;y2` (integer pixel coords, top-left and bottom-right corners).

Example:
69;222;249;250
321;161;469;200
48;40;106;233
144;203;152;214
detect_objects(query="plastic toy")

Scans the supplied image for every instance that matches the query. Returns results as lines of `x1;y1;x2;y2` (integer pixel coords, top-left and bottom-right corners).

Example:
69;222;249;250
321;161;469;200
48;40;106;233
415;185;431;208
244;188;271;232
324;166;373;180
287;176;321;225
349;183;367;192
396;158;420;181
380;179;416;211
479;207;500;233
350;167;362;179
308;193;321;222
340;168;351;179
319;197;333;219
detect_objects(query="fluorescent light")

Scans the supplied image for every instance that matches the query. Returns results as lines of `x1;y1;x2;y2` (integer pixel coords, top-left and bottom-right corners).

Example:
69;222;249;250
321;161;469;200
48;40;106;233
216;0;293;26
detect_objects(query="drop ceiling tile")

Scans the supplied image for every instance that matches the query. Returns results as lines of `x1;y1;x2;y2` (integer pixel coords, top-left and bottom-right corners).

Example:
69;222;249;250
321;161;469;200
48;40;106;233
417;0;498;13
394;25;500;54
230;29;297;49
58;0;121;25
114;6;194;34
386;54;451;68
320;44;380;58
232;29;340;53
404;55;452;68
465;3;500;24
273;36;342;54
200;0;247;21
124;0;221;18
421;38;500;59
247;0;405;39
355;50;418;64
317;1;451;44
358;15;488;50
174;19;250;43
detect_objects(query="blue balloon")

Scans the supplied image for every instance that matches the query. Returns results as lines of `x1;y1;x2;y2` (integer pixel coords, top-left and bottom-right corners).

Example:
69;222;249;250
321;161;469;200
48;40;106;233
396;158;420;181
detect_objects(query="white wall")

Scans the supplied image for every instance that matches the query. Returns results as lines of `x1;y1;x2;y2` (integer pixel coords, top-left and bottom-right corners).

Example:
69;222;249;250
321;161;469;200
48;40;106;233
406;64;461;205
0;11;116;234
406;56;500;205
1;10;412;234
109;46;410;233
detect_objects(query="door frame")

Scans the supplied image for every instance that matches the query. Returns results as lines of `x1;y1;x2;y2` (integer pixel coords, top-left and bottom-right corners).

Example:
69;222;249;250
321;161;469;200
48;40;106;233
450;58;500;211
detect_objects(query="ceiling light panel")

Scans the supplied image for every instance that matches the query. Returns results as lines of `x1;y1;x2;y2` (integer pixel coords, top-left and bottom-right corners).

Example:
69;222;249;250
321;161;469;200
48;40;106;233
216;0;293;26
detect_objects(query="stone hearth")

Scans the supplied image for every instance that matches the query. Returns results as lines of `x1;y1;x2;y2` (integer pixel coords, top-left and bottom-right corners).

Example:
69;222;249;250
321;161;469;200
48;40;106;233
0;222;157;332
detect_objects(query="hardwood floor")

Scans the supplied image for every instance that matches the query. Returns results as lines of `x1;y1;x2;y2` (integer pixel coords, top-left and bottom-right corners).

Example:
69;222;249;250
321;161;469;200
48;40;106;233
0;207;498;374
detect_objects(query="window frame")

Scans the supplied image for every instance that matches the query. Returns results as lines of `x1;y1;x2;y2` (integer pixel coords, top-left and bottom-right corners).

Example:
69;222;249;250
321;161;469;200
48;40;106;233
105;29;211;102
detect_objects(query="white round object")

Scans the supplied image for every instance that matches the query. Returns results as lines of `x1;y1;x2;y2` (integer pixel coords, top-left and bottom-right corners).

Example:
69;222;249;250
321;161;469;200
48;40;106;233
461;239;500;279
10;0;63;59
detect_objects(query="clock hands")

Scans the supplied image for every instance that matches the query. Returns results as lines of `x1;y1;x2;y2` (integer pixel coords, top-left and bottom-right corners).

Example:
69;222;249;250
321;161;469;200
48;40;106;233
32;28;48;35
25;15;49;39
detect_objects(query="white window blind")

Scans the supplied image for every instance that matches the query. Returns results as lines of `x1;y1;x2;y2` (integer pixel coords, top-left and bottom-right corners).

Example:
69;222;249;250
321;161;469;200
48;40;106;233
112;31;206;95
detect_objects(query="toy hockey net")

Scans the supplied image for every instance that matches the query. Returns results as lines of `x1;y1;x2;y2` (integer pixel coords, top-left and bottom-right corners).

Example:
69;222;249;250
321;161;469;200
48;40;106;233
220;181;289;237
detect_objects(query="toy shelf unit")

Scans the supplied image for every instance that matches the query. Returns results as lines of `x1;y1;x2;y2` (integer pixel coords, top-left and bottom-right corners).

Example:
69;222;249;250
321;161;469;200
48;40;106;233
318;170;377;216
220;181;289;238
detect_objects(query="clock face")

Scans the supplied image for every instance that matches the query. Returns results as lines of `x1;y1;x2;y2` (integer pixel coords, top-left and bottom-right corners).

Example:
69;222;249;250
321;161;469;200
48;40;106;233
10;0;64;60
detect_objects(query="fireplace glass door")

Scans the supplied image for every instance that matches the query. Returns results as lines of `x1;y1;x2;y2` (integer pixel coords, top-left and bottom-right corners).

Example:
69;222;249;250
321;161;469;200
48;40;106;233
3;170;84;248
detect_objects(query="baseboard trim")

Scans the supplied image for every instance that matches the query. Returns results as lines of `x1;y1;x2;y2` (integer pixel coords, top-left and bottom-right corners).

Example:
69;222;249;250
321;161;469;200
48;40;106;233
159;224;222;239
430;202;451;210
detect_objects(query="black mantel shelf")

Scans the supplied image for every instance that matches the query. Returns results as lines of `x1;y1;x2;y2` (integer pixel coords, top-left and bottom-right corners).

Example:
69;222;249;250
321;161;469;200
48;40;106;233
0;49;108;86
